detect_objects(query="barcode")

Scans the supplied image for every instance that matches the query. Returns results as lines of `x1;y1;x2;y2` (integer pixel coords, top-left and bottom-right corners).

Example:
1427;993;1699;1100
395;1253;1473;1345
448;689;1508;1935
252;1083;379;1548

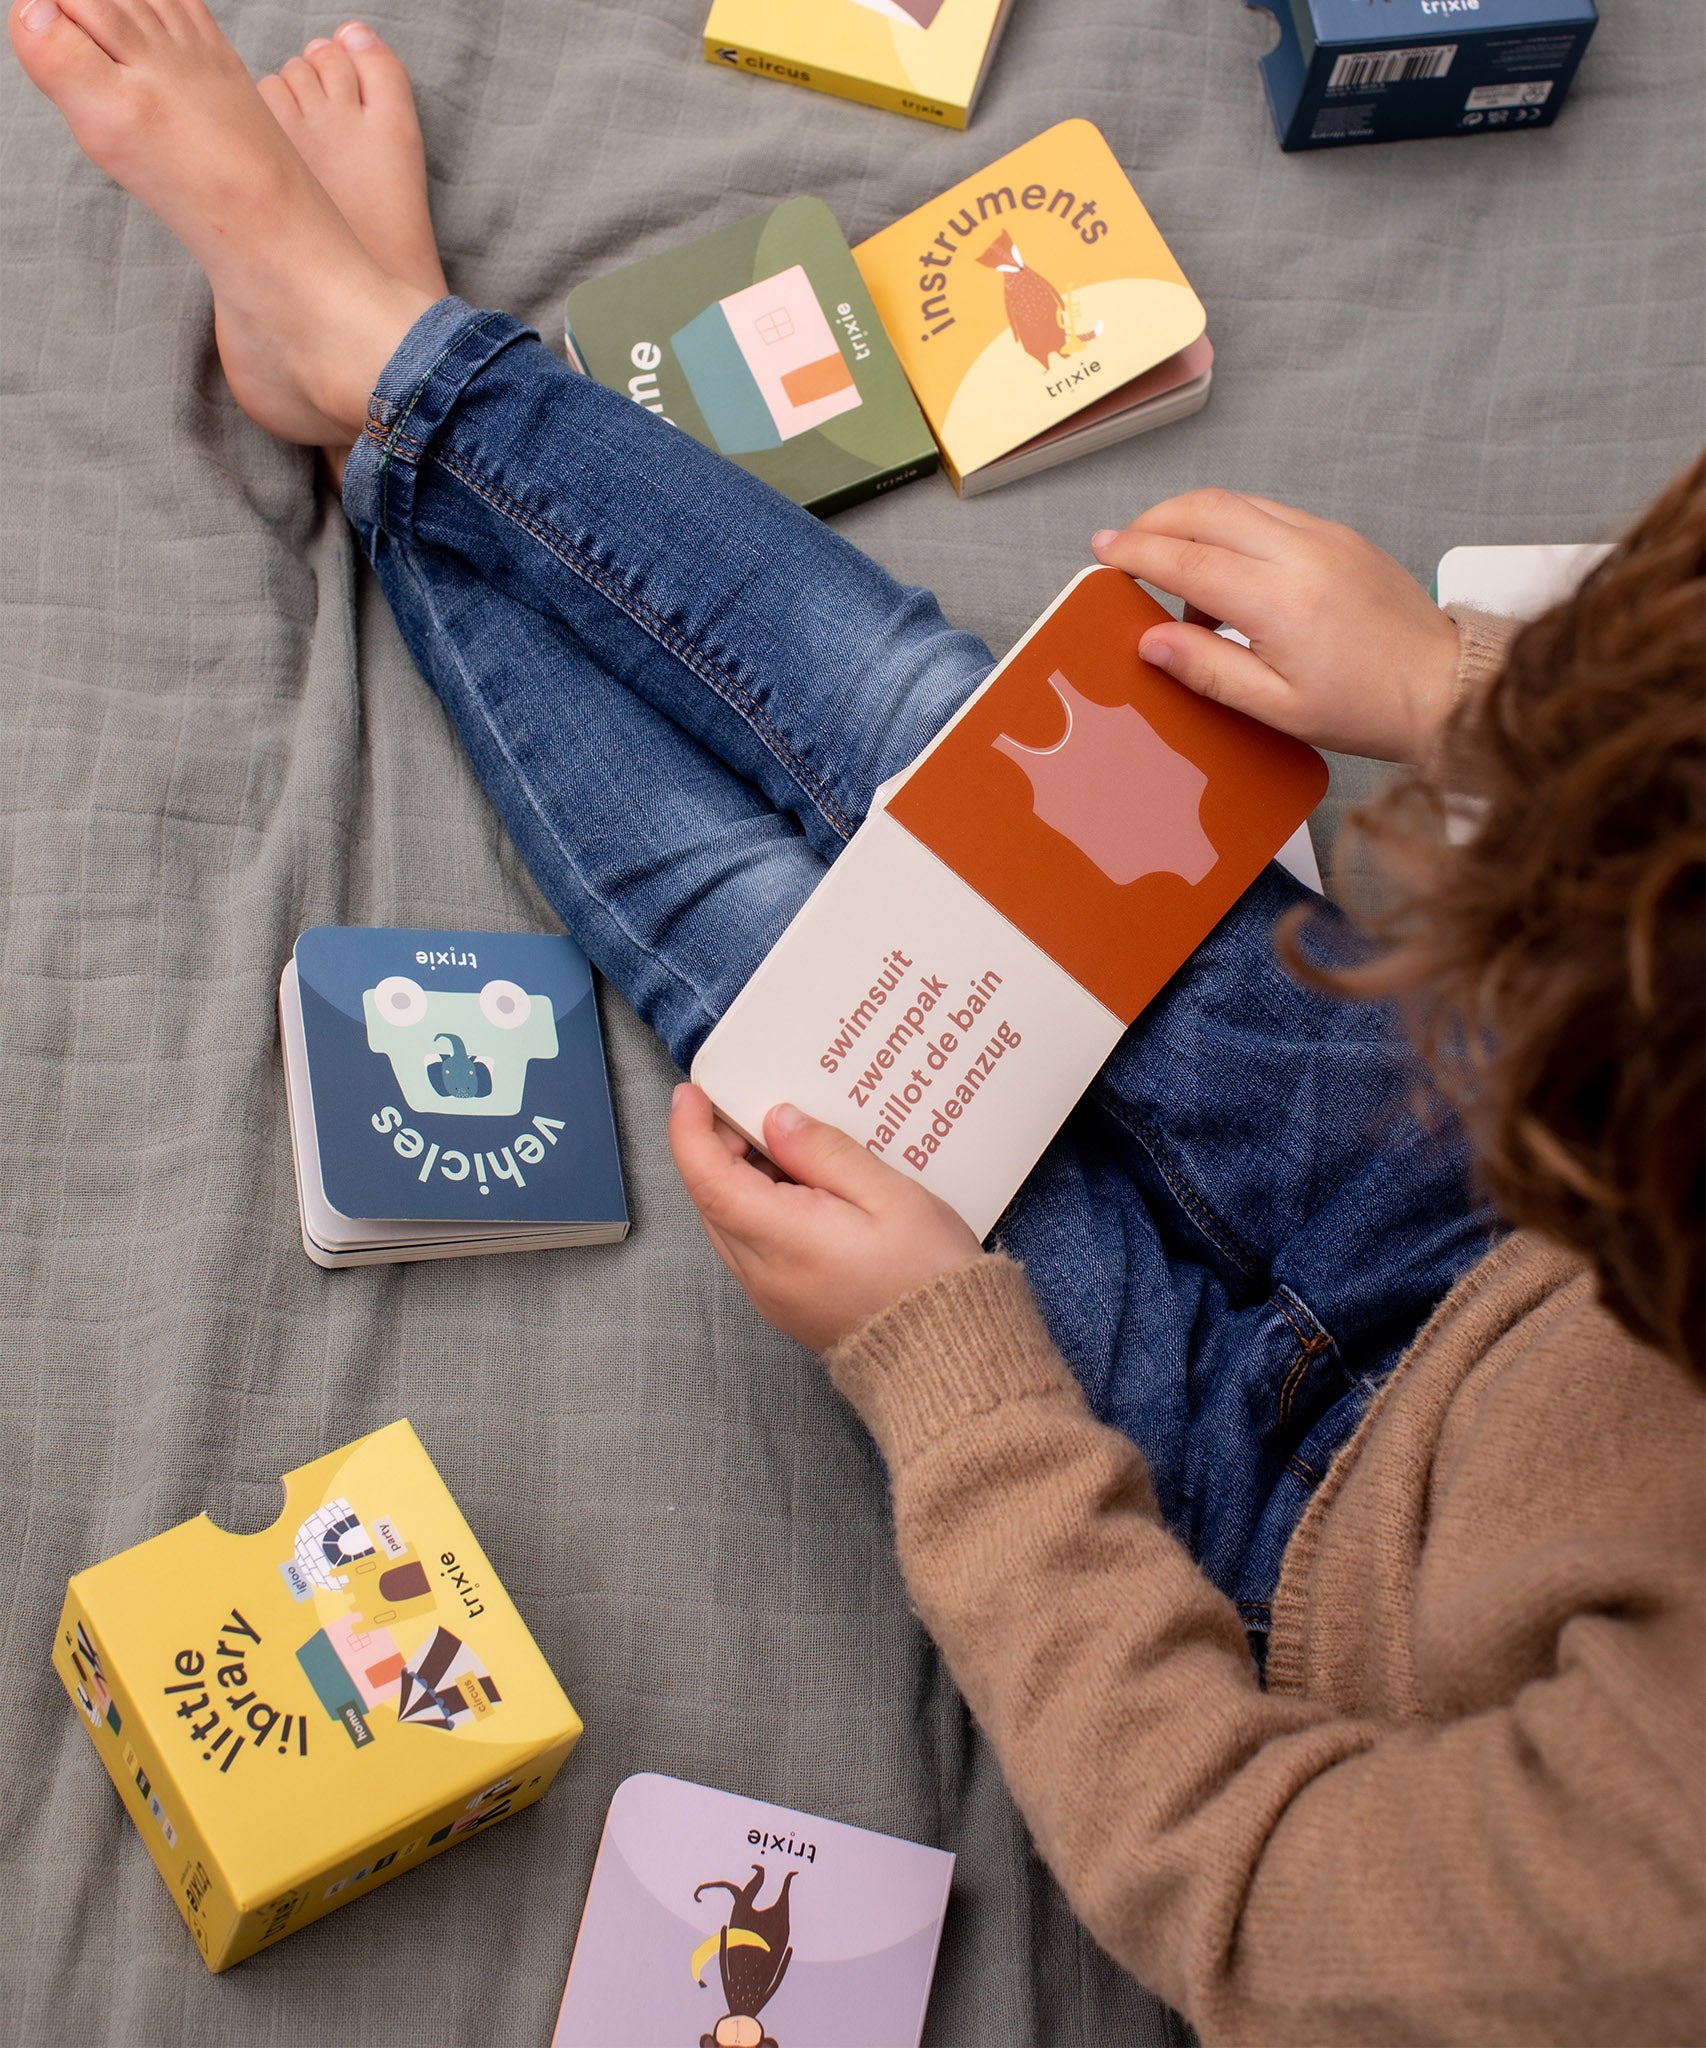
1327;44;1457;91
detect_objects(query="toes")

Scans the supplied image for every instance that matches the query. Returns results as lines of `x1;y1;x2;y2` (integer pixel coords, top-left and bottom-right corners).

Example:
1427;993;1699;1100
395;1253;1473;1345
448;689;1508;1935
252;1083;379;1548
255;70;297;130
278;51;323;113
302;34;358;108
9;0;118;106
334;19;415;115
172;0;226;43
49;0;149;64
142;0;197;36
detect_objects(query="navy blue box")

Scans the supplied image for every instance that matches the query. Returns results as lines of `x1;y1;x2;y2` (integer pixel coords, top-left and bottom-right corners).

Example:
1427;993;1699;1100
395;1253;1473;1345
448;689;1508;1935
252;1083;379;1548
1250;0;1597;151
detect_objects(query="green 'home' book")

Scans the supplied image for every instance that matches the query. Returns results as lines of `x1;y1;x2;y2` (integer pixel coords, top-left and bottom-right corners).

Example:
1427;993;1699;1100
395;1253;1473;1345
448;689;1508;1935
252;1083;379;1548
563;197;939;516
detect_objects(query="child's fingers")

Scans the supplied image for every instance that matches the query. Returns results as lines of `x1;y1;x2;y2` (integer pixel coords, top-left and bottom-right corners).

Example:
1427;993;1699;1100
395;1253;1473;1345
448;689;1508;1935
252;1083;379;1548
1093;527;1274;627
702;1107;792;1185
707;1107;755;1163
761;1102;898;1211
692;1208;748;1283
666;1082;732;1198
1228;492;1328;531
668;1084;784;1240
1123;486;1297;557
1136;623;1300;730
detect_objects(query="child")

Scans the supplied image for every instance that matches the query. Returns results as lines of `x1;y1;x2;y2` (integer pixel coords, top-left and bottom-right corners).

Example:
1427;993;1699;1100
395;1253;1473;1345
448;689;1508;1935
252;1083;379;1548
12;4;1702;2038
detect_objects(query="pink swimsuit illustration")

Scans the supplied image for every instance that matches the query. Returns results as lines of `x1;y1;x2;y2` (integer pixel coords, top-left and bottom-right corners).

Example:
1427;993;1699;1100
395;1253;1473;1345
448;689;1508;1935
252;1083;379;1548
992;671;1219;887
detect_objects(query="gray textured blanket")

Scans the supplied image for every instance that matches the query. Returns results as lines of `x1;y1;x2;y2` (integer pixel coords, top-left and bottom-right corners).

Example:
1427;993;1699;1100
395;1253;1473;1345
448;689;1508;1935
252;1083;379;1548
3;2;1701;2043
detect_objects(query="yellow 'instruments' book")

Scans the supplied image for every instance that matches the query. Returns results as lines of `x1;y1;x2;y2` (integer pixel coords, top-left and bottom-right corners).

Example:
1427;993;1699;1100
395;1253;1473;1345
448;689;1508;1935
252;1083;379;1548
703;0;1014;130
854;121;1212;493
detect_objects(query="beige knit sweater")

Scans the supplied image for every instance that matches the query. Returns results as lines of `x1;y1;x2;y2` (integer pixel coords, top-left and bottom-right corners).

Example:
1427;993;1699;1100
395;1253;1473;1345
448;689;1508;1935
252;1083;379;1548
826;1237;1705;2044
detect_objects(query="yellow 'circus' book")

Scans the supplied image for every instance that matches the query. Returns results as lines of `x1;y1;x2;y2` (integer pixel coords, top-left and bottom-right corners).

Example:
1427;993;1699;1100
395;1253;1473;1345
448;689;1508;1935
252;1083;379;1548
703;0;1015;130
854;121;1212;494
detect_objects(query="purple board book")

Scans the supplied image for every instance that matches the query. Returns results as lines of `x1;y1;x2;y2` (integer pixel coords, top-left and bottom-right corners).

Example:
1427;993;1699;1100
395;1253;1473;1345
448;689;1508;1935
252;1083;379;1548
552;1773;955;2048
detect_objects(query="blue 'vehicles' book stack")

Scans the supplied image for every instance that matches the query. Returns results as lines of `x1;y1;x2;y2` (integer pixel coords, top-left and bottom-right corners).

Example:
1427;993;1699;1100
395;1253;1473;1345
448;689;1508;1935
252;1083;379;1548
279;926;628;1266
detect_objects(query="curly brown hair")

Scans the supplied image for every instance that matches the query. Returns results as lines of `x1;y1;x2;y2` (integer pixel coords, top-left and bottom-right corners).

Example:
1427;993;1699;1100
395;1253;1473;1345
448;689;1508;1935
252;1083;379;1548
1314;454;1706;1373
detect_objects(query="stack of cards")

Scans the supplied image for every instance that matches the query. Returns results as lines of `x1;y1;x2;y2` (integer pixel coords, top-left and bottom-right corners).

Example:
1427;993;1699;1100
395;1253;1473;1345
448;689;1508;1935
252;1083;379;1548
279;926;628;1266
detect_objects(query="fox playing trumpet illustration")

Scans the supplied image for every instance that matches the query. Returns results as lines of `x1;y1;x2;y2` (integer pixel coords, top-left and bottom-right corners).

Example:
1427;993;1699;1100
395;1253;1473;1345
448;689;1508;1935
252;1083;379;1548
977;229;1104;368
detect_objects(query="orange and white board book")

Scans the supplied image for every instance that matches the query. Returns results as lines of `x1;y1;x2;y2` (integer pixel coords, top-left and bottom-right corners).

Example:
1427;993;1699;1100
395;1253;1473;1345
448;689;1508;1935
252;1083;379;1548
690;568;1328;1237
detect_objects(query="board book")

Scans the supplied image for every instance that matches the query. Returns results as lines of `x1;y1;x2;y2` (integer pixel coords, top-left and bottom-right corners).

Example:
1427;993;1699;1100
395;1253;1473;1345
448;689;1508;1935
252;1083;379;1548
564;198;938;518
853;121;1211;494
703;0;1015;130
1434;540;1610;616
691;567;1328;1238
279;925;628;1267
52;1420;583;1971
552;1772;953;2047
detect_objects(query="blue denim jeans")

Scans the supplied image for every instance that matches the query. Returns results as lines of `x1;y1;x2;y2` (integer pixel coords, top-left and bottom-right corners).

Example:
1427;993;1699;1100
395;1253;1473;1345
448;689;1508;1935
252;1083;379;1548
342;299;1499;1659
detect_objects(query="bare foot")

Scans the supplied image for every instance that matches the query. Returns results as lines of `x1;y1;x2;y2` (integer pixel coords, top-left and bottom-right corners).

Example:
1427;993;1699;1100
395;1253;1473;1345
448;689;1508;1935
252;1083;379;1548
10;0;432;445
257;22;447;301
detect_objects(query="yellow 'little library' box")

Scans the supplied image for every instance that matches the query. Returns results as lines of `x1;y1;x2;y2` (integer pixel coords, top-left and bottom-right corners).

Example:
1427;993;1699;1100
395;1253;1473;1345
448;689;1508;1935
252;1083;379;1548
51;1420;583;1971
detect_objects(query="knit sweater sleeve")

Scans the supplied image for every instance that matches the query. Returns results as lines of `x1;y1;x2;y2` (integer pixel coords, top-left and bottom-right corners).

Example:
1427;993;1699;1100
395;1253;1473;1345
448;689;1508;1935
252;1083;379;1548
825;1254;1704;2047
1443;602;1522;711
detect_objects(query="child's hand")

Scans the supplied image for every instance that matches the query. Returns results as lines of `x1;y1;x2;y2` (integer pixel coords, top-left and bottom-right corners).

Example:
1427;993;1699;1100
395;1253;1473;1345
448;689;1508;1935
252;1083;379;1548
668;1084;984;1354
1091;489;1461;763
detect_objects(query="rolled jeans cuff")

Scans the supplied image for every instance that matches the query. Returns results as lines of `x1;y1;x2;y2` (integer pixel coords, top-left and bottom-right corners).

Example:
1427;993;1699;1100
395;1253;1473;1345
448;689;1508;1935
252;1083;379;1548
341;296;536;542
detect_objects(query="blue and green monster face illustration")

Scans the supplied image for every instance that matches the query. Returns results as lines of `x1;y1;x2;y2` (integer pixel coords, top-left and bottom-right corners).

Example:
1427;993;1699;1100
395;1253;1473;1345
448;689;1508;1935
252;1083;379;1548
362;976;559;1118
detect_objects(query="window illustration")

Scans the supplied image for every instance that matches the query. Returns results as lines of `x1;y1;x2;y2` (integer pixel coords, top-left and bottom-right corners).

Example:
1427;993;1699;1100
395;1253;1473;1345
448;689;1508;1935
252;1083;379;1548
670;265;862;456
362;975;559;1118
323;1613;407;1707
296;1626;376;1745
